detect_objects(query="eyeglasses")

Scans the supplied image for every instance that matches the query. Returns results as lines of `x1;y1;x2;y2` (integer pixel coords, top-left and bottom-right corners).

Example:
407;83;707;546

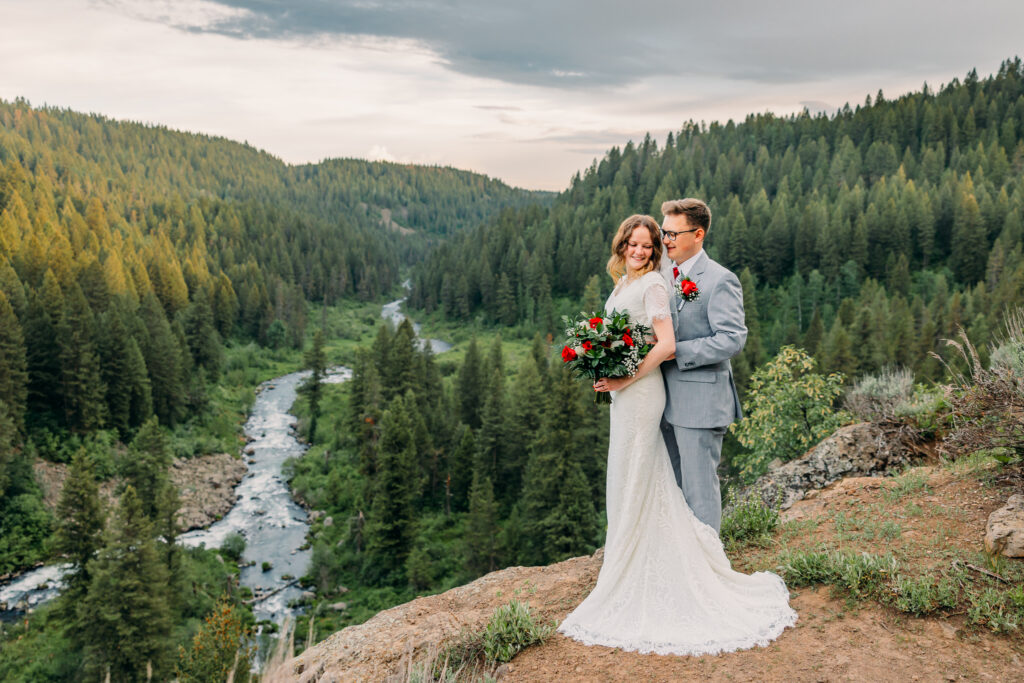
661;228;700;242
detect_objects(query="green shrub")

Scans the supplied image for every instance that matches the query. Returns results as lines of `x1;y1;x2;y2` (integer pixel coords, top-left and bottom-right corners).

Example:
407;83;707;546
777;549;897;598
731;346;847;482
176;599;252;682
721;492;780;547
481;600;554;664
844;367;915;422
220;532;246;562
893;574;960;615
968;588;1020;634
433;600;553;677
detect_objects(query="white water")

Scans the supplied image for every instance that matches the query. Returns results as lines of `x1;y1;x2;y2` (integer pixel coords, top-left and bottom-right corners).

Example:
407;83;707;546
1;294;447;623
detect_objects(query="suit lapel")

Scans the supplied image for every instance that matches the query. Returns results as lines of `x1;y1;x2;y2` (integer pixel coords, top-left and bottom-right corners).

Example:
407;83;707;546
676;251;709;312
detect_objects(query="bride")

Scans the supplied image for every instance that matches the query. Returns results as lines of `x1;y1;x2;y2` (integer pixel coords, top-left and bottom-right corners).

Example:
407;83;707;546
557;214;797;656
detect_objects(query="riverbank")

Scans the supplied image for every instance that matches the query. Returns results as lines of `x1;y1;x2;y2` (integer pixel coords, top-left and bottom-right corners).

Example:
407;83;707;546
33;453;248;532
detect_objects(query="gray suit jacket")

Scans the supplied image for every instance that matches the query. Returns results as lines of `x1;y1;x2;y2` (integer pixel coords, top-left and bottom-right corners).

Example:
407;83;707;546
661;251;746;429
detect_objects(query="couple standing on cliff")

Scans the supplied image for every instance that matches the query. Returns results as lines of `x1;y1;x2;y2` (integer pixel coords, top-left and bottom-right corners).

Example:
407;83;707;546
557;198;797;656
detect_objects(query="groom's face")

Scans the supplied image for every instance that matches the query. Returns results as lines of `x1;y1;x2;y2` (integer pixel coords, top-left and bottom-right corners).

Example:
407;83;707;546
662;213;704;264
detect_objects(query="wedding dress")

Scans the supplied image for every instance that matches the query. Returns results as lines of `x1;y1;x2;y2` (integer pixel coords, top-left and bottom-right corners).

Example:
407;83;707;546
557;271;797;656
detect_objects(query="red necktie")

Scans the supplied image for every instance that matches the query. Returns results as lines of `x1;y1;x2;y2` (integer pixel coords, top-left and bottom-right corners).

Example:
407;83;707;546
672;266;679;280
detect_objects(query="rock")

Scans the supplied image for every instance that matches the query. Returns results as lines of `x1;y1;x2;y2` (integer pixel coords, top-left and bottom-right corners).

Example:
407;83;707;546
985;494;1024;557
167;453;246;531
728;422;921;513
301;591;316;601
323;516;334;527
244;445;255;455
309;510;325;522
329;601;348;611
289;554;598;681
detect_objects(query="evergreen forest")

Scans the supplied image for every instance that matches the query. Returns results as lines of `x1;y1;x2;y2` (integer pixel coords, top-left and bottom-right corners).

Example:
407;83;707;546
0;97;545;679
287;59;1024;638
3;59;1024;678
409;60;1024;393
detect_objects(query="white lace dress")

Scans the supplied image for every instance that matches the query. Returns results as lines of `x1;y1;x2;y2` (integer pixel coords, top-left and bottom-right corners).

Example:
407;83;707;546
557;271;797;656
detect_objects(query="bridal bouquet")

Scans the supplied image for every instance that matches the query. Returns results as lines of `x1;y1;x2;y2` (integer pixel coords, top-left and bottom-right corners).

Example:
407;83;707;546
560;310;653;404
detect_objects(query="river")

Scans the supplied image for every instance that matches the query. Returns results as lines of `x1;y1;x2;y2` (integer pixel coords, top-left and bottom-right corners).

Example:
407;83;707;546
1;294;447;626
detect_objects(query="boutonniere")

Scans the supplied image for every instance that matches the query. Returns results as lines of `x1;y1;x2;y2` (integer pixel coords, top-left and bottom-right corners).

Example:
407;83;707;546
677;277;699;302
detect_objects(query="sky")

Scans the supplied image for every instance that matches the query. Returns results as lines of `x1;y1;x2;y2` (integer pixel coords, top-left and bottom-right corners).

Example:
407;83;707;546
1;1;1023;191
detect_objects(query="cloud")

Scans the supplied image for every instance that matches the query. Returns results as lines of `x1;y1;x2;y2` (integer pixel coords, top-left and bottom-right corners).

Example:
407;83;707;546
109;0;1024;90
366;144;396;162
800;100;837;117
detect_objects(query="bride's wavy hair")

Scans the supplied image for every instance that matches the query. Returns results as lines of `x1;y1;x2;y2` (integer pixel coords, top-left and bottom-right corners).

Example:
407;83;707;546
606;214;663;282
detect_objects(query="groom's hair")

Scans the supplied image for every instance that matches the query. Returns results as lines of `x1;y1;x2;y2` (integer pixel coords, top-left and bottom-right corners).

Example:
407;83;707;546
662;198;711;233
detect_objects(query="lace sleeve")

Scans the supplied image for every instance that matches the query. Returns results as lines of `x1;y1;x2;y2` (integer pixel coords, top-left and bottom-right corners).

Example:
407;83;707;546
642;278;672;322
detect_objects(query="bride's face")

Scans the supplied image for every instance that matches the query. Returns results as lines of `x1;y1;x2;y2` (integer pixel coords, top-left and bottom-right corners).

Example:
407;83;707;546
625;226;654;273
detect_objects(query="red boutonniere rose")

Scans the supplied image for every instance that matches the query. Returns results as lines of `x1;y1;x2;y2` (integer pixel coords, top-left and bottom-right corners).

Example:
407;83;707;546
561;346;577;362
588;316;603;329
678;277;699;302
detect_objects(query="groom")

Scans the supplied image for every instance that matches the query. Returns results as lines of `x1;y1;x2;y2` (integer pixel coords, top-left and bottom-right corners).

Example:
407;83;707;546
659;198;746;533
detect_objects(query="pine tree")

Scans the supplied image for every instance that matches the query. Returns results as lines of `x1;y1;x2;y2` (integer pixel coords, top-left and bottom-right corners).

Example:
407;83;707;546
952;189;988;283
23;290;63;423
364;397;416;583
495;273;516;325
57;284;106;431
801;307;824;357
302;328;327;439
123;416;174;520
821;319;857;377
457;336;484;429
545;462;599;561
464;468;499;576
53;451;106;603
78;486;173;681
519;364;583;564
139;294;186;426
387;318;419;399
447;424;476;513
0;290;27;435
182;288;222;378
0;399;16;500
581;274;603;313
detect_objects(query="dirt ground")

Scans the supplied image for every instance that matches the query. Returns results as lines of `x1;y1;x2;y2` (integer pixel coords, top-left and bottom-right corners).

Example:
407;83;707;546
296;461;1024;682
509;588;1021;682
509;465;1024;683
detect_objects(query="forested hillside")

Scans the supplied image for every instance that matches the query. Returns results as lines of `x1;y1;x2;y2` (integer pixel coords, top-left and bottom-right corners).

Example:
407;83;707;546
0;98;544;573
0;97;548;680
410;59;1024;391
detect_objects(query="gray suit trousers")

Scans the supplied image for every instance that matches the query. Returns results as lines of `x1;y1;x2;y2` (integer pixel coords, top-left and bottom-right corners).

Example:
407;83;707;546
661;420;726;533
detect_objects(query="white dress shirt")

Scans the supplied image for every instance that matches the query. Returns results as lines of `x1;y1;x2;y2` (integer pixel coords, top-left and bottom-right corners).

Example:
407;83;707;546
676;249;704;279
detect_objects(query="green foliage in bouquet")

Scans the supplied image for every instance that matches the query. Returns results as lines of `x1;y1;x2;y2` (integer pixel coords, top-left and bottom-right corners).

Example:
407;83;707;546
559;310;653;403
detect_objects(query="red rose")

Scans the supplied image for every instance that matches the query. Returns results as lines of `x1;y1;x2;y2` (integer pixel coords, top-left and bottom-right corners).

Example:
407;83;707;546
623;333;634;347
582;340;593;351
561;346;577;362
588;317;603;329
680;280;698;296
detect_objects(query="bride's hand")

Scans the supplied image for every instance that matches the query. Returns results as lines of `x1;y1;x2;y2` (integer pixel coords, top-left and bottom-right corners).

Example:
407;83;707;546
594;377;630;392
